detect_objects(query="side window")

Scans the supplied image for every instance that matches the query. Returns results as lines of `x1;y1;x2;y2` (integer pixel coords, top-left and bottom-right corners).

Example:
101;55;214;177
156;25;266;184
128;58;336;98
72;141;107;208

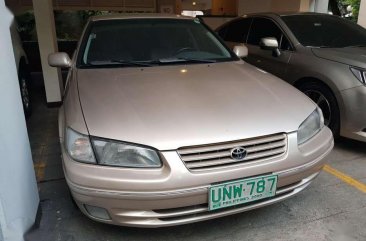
248;18;292;51
280;36;292;51
217;25;228;39
219;18;252;43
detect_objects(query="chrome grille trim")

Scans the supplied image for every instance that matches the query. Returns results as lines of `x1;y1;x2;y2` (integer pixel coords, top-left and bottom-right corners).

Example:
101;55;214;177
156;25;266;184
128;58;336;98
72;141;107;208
177;133;287;171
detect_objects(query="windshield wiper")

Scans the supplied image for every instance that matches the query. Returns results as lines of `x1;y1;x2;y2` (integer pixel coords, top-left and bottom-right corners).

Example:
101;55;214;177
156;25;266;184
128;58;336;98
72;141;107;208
110;60;159;67
83;58;216;68
345;44;366;48
159;57;217;64
84;60;158;67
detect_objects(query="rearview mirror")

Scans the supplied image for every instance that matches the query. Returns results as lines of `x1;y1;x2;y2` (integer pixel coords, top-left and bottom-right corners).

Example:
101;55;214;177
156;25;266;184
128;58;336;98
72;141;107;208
233;45;248;58
259;37;281;57
48;52;71;68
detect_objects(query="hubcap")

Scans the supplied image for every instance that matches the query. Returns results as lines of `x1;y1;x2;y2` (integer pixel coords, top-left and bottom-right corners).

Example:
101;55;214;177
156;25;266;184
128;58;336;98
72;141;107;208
304;90;331;126
20;78;30;109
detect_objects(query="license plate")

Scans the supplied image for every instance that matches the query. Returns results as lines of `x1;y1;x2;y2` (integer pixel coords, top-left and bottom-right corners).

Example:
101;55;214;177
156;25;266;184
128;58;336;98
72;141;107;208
209;175;278;211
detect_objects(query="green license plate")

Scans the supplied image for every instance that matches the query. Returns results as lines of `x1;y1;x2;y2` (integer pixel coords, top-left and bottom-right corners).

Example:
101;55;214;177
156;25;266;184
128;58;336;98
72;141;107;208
209;174;278;211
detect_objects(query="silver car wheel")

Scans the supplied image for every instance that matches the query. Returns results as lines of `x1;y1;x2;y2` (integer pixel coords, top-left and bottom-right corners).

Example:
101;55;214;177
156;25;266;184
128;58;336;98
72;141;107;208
304;90;331;126
20;77;30;109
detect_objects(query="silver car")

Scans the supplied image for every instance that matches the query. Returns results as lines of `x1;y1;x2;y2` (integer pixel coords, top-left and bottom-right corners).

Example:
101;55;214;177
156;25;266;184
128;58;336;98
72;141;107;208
217;13;366;142
49;14;333;227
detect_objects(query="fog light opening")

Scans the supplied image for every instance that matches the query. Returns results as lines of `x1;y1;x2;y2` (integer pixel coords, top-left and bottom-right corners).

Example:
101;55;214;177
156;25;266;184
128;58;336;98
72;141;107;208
362;128;366;133
84;204;111;220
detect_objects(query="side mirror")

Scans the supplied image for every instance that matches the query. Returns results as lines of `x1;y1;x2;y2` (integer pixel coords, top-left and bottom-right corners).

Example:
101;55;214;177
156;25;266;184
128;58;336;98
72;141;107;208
233;45;248;58
259;37;281;57
48;52;71;68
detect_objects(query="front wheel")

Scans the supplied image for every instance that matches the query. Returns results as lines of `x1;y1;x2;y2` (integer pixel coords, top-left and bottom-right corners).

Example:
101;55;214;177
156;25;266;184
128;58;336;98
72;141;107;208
19;66;32;117
298;82;340;138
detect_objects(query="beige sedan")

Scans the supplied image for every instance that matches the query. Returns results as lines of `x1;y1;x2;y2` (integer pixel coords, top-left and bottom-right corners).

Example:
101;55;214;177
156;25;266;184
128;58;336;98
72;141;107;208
49;14;334;227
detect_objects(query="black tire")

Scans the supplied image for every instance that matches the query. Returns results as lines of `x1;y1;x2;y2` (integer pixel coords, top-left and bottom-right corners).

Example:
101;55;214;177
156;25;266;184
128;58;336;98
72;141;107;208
18;64;32;118
297;81;340;138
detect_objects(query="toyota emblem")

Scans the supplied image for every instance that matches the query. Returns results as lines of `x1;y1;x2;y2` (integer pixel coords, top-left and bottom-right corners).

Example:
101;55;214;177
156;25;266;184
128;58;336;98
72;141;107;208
230;147;247;161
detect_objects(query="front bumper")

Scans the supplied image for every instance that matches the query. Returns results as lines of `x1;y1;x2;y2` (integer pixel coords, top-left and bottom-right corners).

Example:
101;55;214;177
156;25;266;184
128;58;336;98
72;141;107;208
63;128;334;227
338;85;366;142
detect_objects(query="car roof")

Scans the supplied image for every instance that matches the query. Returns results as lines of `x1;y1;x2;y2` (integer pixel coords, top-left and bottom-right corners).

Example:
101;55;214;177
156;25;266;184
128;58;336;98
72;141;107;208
90;14;194;22
242;12;331;18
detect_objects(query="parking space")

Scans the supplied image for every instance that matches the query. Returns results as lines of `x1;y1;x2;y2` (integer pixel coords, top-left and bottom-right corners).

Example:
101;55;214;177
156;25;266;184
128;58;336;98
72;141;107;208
25;75;366;241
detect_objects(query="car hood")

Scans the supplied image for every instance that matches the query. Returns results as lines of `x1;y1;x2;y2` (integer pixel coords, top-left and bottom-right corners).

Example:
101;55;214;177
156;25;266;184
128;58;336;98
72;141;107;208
77;62;315;150
312;47;366;68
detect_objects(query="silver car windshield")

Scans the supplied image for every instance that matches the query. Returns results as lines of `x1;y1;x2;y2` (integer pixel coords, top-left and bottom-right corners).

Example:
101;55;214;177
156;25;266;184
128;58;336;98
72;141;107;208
282;15;366;48
78;18;236;67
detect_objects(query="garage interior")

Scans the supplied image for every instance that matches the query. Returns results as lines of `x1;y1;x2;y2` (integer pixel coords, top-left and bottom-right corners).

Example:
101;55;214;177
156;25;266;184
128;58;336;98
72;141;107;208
0;0;366;241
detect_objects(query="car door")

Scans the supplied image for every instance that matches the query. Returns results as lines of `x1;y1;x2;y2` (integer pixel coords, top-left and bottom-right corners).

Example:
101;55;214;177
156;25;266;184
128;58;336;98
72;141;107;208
246;17;293;80
217;17;253;50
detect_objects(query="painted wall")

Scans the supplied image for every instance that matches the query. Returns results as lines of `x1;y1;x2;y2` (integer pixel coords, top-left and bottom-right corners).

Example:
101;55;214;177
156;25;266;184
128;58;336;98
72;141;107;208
181;0;211;11
157;0;180;13
238;0;272;15
238;0;310;15
358;0;366;28
271;0;302;12
0;223;3;241
212;0;237;15
0;2;39;241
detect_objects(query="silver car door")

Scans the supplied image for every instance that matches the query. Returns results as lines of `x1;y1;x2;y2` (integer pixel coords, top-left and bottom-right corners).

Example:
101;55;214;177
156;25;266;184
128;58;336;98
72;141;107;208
246;17;293;80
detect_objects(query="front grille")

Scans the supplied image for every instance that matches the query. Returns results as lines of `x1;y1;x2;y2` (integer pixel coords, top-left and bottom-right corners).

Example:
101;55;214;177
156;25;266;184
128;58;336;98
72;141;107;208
177;133;287;171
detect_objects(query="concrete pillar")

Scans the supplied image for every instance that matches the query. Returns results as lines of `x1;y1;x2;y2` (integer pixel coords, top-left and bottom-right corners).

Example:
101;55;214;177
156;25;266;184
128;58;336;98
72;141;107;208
359;0;366;28
310;0;329;13
0;2;39;241
33;0;63;104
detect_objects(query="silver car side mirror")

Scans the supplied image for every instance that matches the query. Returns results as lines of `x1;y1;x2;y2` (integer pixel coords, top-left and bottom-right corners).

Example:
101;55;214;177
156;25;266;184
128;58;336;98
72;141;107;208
260;37;281;57
48;52;72;68
233;45;248;58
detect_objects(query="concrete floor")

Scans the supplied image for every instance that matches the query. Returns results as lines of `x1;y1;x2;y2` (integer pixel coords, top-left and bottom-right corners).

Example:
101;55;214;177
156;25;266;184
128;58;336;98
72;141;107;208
25;75;366;241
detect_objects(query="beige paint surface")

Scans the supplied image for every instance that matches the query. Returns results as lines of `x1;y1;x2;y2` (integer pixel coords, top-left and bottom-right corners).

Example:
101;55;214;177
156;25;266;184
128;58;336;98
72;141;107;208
33;0;63;103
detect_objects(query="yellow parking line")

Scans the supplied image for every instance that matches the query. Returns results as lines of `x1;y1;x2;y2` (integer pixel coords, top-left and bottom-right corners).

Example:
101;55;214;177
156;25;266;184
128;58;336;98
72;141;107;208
323;164;366;193
33;161;46;182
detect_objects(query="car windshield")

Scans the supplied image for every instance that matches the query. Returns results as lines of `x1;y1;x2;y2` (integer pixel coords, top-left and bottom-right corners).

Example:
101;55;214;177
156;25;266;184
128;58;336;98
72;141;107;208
78;18;236;68
282;14;366;48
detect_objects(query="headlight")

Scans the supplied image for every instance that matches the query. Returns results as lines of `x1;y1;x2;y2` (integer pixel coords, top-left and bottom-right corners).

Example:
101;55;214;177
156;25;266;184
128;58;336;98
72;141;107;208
298;108;324;145
66;128;96;163
92;139;162;168
350;67;366;85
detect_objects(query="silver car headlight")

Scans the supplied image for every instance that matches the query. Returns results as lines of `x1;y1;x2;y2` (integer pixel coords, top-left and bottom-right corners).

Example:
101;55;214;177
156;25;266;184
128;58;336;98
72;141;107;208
66;128;96;163
350;67;366;85
92;139;162;168
298;108;324;145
